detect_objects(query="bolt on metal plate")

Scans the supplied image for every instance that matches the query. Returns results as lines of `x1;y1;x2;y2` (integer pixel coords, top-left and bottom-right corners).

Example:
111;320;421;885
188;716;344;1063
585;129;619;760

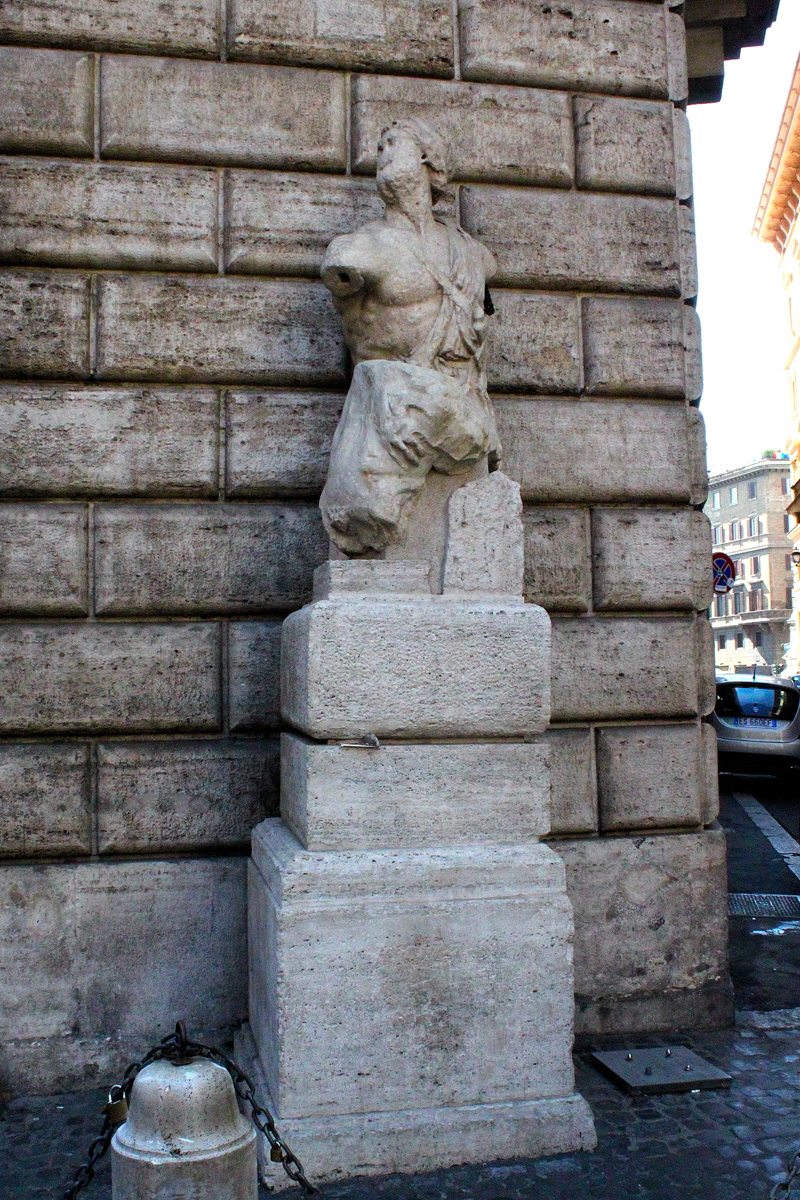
590;1047;732;1095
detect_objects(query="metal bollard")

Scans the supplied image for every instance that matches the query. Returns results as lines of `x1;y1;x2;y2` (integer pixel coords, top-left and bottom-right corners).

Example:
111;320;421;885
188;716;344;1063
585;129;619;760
111;1056;258;1200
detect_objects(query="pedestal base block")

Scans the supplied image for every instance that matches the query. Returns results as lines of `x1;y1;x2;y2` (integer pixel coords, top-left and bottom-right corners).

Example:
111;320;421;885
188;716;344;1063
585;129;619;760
236;1023;595;1188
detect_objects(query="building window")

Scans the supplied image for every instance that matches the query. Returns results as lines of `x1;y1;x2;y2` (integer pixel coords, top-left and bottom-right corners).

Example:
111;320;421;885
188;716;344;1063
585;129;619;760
753;631;763;648
712;491;720;509
786;514;793;533
748;589;763;612
747;515;758;537
747;480;757;499
733;590;744;613
730;486;738;504
717;634;726;650
736;632;745;648
782;477;790;495
787;587;794;608
730;521;740;541
787;554;793;571
751;556;760;576
712;525;723;545
714;595;726;617
735;559;744;578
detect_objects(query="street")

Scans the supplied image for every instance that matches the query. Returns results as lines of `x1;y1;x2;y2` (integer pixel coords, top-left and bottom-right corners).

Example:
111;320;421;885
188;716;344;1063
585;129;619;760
3;775;799;1200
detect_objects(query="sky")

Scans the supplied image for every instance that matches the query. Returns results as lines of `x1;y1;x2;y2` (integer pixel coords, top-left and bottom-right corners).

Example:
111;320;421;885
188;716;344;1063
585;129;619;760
690;2;800;476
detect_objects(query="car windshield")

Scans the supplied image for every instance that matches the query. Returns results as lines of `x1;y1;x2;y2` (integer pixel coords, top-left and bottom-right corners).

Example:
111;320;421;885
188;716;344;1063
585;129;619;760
716;684;799;722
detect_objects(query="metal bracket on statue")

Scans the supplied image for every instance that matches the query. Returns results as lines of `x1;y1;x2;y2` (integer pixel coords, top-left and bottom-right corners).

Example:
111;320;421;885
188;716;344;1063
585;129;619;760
339;733;381;749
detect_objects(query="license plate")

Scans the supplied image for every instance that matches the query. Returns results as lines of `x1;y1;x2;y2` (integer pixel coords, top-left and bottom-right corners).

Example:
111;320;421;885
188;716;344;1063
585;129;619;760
733;717;777;728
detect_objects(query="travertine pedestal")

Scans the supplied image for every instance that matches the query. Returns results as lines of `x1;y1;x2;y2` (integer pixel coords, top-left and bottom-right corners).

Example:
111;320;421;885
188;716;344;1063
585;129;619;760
243;535;595;1185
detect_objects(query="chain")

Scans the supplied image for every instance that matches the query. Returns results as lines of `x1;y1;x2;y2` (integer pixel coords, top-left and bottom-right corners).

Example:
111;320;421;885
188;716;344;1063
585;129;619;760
772;1147;800;1200
62;1021;321;1199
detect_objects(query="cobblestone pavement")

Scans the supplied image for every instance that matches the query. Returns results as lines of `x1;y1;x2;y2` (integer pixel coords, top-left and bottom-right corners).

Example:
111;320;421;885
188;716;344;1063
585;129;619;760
3;788;800;1200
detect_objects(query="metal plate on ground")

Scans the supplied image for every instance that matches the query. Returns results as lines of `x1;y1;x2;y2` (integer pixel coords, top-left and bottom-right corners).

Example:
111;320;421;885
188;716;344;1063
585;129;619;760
728;892;800;918
590;1048;732;1095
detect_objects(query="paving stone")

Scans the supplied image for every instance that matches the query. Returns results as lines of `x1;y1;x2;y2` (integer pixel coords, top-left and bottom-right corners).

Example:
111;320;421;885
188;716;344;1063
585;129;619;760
0;269;90;379
0;622;220;734
0;0;218;55
225;390;343;498
352;74;574;186
100;55;346;170
0;743;91;858
224;172;382;276
96;739;279;853
0;503;88;615
96;274;346;386
459;0;673;100
227;0;453;76
461;186;681;295
0;47;93;156
94;502;327;615
0;159;218;272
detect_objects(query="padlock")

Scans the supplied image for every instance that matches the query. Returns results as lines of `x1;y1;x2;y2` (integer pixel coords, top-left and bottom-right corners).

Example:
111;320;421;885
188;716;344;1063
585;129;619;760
103;1089;129;1125
269;1143;284;1163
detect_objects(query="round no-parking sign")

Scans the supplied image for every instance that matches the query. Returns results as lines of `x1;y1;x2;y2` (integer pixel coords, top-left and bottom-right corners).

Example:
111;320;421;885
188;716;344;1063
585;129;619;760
712;552;735;594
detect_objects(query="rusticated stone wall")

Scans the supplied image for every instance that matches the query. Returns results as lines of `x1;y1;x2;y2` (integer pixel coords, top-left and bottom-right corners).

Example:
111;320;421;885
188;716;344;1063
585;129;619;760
0;0;730;1096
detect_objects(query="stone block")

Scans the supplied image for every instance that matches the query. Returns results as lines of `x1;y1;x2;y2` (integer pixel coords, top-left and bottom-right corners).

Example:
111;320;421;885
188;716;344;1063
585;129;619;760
0;160;218;272
224;172;382;277
250;822;582;1118
486;291;580;394
282;596;551;739
351;74;574;187
0;47;93;156
459;0;672;100
313;560;431;600
555;829;733;1033
0;857;247;1095
688;408;709;505
695;613;716;718
96;275;346;386
666;10;689;105
0;270;89;379
522;507;591;613
229;0;452;74
582;297;686;398
228;621;283;731
280;734;550;850
100;56;346;171
0;503;87;616
0;0;218;56
550;615;701;721
684;303;703;401
495;398;695;504
573;95;676;196
0;743;91;858
701;721;719;825
442;472;524;597
461;187;680;296
591;507;711;611
595;723;705;832
537;727;597;836
97;740;279;853
0;622;220;734
0;384;219;498
679;203;698;301
673;108;693;201
225;391;342;498
94;502;327;615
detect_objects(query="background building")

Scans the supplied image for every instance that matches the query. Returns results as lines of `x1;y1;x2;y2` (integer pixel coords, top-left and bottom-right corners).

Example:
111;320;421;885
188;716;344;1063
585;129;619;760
706;454;793;673
754;52;800;676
